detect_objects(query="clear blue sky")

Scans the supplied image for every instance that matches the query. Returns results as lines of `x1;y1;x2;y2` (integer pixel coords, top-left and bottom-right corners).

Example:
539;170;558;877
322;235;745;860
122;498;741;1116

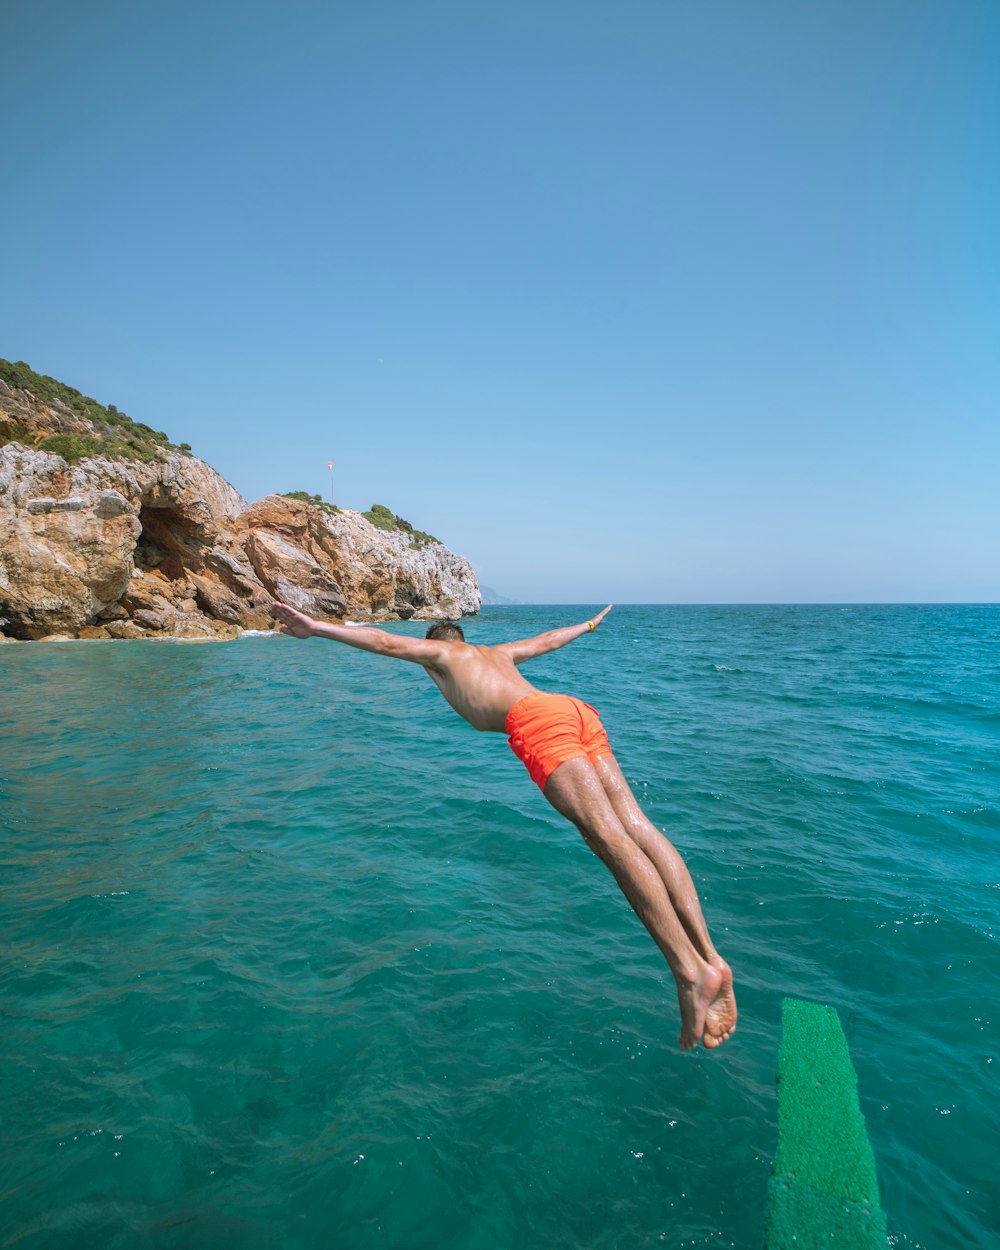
3;1;998;602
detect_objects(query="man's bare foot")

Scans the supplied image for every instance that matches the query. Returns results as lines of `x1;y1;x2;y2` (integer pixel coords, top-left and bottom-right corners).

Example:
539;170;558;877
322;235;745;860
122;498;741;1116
701;957;737;1049
675;958;737;1051
675;961;721;1050
271;602;315;638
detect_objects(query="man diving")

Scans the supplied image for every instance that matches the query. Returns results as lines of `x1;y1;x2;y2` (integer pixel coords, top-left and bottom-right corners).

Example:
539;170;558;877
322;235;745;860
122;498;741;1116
271;601;737;1051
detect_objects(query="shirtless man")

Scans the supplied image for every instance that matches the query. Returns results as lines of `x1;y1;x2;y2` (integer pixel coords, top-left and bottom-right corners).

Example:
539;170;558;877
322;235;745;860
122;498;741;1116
271;601;737;1051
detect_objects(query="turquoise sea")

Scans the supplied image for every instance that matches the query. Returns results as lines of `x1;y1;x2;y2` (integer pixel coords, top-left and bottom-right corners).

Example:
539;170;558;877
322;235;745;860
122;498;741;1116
2;604;997;1249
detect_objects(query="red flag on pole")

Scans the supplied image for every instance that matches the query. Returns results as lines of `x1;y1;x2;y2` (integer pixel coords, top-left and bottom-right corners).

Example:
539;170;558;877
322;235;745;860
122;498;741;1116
326;461;333;470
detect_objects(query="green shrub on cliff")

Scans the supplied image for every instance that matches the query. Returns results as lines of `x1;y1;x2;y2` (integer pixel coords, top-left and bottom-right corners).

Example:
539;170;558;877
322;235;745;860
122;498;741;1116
281;491;340;515
363;503;397;531
0;358;189;463
362;503;438;546
0;418;30;449
0;359;106;425
36;433;104;463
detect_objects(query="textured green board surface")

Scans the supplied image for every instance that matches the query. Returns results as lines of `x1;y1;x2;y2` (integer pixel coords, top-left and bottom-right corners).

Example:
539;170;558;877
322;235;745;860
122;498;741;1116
764;998;888;1250
766;1176;889;1249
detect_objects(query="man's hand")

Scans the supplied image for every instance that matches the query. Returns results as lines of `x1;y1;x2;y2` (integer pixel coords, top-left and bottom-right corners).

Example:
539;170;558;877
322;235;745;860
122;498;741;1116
591;604;613;629
272;602;316;638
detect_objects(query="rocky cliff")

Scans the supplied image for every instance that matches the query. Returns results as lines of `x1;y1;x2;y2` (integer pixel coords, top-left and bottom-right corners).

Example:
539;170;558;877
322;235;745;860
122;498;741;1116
0;369;480;641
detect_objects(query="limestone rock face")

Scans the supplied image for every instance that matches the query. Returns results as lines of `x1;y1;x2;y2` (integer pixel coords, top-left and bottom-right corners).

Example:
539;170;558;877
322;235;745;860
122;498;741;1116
237;498;481;621
0;379;480;640
0;448;142;637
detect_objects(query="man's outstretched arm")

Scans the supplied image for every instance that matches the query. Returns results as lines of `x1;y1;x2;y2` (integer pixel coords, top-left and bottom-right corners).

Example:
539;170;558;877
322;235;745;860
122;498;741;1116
497;605;612;665
271;602;448;666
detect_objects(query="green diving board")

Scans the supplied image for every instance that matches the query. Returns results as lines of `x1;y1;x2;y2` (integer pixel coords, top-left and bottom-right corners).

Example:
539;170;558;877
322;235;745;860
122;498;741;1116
764;998;889;1250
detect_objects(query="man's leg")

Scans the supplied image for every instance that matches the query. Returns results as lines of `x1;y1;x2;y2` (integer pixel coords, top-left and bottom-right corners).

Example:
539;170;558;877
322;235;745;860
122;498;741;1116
594;753;737;1043
595;756;719;958
543;756;734;1050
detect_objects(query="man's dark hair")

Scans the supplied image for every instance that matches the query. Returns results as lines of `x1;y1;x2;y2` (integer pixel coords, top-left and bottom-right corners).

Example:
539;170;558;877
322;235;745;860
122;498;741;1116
425;621;465;642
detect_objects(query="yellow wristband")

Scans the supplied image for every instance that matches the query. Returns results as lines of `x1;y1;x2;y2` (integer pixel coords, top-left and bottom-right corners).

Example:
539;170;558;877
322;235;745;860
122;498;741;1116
588;620;595;632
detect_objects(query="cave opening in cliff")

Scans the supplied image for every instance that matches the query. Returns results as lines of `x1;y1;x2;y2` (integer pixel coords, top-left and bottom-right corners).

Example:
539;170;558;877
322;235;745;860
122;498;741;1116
134;502;202;581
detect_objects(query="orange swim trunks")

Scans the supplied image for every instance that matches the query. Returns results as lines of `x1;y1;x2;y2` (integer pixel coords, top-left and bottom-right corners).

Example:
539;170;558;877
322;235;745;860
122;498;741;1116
505;692;612;791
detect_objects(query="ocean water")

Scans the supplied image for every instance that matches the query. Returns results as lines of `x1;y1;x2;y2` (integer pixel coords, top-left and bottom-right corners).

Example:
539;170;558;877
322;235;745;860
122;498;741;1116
1;604;997;1250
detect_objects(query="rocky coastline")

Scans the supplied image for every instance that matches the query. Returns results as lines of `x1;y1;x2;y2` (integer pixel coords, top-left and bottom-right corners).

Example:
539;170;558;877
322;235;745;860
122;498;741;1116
0;370;480;642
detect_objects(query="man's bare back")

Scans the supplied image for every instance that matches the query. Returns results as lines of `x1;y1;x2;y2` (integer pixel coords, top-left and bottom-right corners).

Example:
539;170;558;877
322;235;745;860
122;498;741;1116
270;601;736;1051
422;645;537;731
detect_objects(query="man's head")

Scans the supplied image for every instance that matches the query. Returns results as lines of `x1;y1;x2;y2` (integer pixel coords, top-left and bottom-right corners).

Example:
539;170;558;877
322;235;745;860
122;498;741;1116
425;620;465;642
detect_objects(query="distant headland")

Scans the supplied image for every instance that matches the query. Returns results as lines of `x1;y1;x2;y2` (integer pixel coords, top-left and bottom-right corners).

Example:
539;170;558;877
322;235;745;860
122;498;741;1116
0;360;480;642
